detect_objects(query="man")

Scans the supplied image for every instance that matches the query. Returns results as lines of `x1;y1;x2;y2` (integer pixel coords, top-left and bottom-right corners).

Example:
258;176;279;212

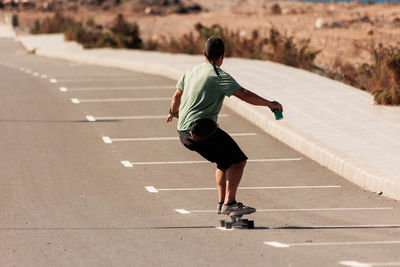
166;36;283;215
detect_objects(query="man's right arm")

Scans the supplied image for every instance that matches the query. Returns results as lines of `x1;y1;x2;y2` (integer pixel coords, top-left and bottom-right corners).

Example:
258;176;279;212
166;89;183;123
233;88;283;113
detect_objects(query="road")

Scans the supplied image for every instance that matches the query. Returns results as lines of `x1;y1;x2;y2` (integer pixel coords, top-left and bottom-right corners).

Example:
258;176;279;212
1;39;400;267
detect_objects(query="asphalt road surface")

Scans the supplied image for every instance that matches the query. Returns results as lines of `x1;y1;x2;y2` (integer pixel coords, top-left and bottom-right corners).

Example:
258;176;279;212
1;39;400;267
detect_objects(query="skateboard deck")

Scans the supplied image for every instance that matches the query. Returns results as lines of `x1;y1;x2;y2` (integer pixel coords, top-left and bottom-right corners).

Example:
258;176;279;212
219;212;255;229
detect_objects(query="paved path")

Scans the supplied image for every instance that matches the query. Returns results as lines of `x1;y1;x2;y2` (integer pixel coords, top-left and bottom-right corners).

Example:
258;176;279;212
1;38;400;267
0;12;16;38
16;34;400;201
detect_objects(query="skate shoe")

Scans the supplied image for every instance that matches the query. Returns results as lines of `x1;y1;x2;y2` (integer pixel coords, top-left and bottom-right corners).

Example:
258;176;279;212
221;202;256;215
217;203;223;214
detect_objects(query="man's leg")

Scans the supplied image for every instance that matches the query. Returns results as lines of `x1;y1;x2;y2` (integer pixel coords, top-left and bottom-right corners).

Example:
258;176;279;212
216;168;227;203
224;160;246;204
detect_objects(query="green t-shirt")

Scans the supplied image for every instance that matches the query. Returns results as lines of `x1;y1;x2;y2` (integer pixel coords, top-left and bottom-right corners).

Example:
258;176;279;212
176;63;242;131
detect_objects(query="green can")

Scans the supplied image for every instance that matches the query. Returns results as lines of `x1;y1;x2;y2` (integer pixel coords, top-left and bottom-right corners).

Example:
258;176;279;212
273;109;283;120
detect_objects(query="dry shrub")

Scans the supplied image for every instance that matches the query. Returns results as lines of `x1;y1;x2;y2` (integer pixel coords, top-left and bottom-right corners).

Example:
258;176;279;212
64;14;142;49
32;13;142;49
110;14;142;48
271;4;282;15
156;23;320;71
264;27;320;71
30;12;76;34
334;43;400;105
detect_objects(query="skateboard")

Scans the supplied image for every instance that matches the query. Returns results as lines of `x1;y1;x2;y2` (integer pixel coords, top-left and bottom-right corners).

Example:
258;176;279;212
219;212;255;229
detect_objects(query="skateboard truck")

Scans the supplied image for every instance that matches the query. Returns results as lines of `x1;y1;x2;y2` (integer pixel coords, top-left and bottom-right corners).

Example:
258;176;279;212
220;213;254;229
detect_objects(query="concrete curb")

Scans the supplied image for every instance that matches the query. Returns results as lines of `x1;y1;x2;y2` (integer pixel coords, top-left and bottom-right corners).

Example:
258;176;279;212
17;35;400;201
224;96;400;199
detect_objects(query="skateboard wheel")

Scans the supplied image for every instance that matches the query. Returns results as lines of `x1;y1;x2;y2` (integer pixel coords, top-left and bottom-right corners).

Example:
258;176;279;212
225;222;232;229
220;220;226;227
242;219;248;223
248;221;254;229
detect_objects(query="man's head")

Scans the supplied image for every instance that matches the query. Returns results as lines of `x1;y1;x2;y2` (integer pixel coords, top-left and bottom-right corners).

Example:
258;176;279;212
204;36;224;66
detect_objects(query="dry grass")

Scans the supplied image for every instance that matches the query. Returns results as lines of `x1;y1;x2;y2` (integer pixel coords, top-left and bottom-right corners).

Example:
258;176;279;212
153;23;320;71
29;13;400;105
30;12;76;34
334;43;400;105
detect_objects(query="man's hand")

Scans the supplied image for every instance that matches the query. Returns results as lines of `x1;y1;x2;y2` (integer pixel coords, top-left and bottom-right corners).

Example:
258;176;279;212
166;114;173;123
166;89;182;123
166;113;178;123
268;101;283;113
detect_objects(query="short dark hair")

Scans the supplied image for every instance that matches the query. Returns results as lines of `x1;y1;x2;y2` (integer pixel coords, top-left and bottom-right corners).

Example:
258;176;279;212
204;36;224;62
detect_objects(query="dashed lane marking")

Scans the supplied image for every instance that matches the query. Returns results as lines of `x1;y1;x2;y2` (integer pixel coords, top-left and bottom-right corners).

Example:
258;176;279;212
145;185;339;193
102;137;113;144
121;161;133;167
125;158;303;166
264;242;290;248
339;261;400;267
175;209;191;214
86;114;229;122
215;227;233;231
173;207;392;214
71;97;170;104
102;133;257;143
55;78;165;83
64;85;173;91
86;115;96;122
264;240;400;248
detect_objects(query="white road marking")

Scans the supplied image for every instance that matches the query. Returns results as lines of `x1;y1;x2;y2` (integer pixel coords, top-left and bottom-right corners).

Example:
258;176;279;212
40;74;48;79
132;160;209;165
86;115;96;122
264;240;400;248
339;261;371;267
56;78;150;82
151;185;339;192
121;161;133;167
145;186;159;193
180;207;392;213
102;137;113;144
33;72;39;76
86;114;229;122
281;224;400;229
175;209;190;214
71;98;80;104
215;227;233;231
59;87;68;92
340;261;400;267
70;97;170;103
102;133;257;143
264;242;291;248
50;78;57;83
65;85;173;91
113;137;179;142
127;158;302;166
25;70;32;74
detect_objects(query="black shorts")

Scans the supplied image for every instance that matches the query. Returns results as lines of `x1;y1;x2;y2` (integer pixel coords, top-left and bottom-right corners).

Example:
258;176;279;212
179;128;248;169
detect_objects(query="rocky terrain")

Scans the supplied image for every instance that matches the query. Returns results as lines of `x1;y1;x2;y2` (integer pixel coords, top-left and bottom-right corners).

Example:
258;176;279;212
2;0;400;68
